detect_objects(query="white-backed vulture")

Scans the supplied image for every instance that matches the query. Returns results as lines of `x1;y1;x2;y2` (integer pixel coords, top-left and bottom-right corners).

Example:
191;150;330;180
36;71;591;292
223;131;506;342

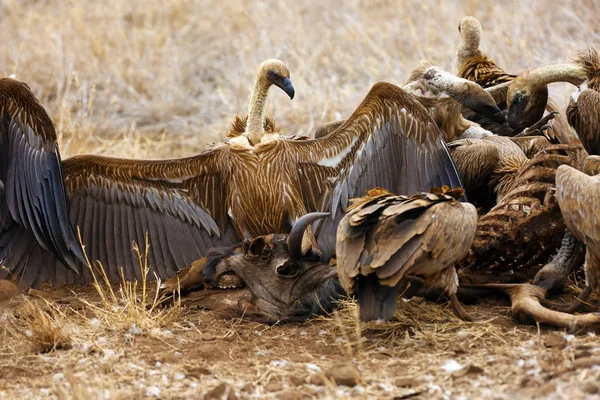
507;47;600;149
315;62;505;143
456;16;572;143
1;58;484;289
554;155;600;311
448;135;529;208
336;186;477;321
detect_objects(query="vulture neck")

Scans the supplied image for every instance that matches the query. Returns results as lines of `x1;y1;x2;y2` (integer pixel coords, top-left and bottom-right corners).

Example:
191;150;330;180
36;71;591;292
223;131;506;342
518;63;587;90
245;75;272;146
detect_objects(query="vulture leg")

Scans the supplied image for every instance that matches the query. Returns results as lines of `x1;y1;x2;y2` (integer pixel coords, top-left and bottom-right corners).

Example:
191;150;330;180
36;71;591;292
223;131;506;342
541;250;600;313
425;266;474;321
513;111;558;138
533;230;586;295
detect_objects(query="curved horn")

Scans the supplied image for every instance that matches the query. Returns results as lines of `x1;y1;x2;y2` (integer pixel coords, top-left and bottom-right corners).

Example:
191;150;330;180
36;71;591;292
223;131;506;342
287;212;330;259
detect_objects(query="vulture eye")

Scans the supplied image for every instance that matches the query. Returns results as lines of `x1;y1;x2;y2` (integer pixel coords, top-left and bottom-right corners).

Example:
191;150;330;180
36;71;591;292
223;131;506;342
276;261;300;277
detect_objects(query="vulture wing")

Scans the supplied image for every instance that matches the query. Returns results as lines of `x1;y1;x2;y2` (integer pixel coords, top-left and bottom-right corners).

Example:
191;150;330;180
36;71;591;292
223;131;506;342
448;138;500;199
0;79;239;288
0;78;85;281
288;82;464;259
336;191;477;320
567;90;600;156
556;164;600;253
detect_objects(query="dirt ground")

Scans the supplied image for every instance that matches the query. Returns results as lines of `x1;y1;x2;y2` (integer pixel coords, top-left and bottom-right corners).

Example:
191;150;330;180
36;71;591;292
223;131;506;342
1;280;600;400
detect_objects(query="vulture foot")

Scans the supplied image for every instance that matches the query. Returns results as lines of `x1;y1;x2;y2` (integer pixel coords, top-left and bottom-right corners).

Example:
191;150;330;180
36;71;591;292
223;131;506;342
514;111;558;138
540;286;594;314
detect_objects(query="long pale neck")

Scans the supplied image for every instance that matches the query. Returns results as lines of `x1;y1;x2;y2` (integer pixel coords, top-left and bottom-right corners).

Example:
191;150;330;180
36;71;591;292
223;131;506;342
520;63;587;88
245;76;271;145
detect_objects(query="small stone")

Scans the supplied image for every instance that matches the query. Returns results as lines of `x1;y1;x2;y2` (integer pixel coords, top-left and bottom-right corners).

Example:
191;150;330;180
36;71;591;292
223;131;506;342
582;381;599;394
307;374;325;386
394;377;420;387
145;386;161;398
265;381;281;392
205;383;238;400
573;356;600;369
279;389;304;400
452;364;484;378
543;333;567;349
326;363;360;387
187;366;211;378
289;374;306;387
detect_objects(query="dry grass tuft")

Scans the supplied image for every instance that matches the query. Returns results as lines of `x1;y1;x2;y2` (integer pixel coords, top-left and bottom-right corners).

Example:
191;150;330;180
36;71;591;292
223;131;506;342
77;231;181;334
9;299;72;353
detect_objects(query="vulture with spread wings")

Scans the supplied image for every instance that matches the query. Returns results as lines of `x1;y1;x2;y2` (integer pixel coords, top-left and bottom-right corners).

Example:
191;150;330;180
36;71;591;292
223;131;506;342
0;59;501;289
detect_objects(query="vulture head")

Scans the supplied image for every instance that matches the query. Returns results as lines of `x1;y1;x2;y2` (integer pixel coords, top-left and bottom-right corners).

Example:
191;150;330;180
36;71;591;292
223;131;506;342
406;61;504;124
506;81;550;131
166;212;342;322
259;58;295;100
245;59;294;146
457;16;482;53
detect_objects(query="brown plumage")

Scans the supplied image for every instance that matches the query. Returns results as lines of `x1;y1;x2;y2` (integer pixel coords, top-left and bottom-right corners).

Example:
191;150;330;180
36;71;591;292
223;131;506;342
456;17;515;88
448;135;529;209
507;47;600;147
566;48;600;156
457;16;572;143
458;144;586;284
0;77;85;283
336;186;477;321
0;61;467;289
314;62;505;143
554;155;600;309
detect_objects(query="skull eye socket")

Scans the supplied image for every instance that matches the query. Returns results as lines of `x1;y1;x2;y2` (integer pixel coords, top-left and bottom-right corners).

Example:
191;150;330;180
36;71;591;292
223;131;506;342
276;261;300;277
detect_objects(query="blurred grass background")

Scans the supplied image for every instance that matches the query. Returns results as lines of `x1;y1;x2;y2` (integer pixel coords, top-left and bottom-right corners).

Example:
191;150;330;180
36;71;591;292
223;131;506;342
0;0;598;159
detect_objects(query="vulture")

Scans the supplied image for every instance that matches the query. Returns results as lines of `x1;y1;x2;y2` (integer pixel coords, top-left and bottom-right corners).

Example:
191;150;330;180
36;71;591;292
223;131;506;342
456;16;572;143
448;135;529;209
2;57;507;289
336;186;477;321
507;47;600;145
315;62;505;142
554;159;600;312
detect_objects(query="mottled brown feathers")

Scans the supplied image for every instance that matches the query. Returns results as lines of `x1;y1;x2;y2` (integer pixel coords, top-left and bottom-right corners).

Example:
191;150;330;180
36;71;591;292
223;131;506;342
1;78;465;289
575;47;600;91
227;115;280;138
336;186;477;320
0;78;57;147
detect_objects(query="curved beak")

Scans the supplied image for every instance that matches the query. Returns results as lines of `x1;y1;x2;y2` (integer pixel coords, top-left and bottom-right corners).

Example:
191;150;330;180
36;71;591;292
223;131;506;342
508;87;548;131
277;77;295;100
421;66;504;123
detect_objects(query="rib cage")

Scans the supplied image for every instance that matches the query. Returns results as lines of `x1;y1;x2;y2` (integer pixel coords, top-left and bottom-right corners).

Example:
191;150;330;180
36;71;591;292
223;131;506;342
458;144;586;284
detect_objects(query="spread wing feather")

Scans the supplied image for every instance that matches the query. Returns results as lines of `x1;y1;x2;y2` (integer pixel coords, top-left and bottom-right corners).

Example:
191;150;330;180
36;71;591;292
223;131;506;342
288;83;464;259
0;78;85;274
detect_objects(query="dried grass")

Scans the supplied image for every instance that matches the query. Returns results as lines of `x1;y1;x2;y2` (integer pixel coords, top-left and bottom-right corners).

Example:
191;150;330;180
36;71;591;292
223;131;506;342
8;298;72;353
1;0;600;398
77;231;182;334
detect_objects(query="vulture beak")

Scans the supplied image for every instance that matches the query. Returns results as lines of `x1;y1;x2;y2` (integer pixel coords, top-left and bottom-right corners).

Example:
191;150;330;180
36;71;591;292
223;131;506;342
508;88;548;131
465;95;506;124
422;66;504;123
278;77;295;100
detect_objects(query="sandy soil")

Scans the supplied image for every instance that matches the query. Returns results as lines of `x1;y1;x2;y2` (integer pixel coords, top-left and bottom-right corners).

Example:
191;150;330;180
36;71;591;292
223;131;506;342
1;282;600;400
